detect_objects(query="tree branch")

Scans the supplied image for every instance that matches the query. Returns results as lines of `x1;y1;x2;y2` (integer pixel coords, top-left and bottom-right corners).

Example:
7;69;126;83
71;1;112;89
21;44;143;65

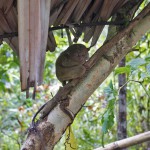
21;3;150;150
94;131;150;150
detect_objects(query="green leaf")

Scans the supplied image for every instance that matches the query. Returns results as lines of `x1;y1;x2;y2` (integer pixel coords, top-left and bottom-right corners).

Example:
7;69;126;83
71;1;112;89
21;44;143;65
128;58;146;69
115;66;131;75
101;110;114;134
145;54;150;61
83;129;90;138
0;82;5;91
101;98;115;135
140;43;147;49
104;81;113;94
109;80;113;90
146;64;150;75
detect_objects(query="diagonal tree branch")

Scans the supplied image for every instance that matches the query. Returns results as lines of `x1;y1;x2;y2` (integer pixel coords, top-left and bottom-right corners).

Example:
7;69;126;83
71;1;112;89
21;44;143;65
21;3;150;150
94;131;150;150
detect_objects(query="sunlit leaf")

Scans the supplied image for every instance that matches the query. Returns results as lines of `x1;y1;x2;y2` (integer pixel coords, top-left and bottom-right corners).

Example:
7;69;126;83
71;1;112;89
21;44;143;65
115;66;131;75
65;127;77;150
128;58;146;69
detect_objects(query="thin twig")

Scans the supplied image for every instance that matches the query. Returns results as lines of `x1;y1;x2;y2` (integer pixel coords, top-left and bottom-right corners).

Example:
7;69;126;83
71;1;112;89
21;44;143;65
66;28;72;46
119;79;150;97
0;32;18;38
0;20;126;39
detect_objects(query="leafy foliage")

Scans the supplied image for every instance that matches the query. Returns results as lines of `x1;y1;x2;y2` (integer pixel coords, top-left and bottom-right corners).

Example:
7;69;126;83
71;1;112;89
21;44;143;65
0;31;150;150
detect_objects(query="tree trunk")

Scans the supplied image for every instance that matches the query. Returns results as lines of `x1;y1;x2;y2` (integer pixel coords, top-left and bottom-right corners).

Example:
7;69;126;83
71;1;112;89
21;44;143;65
21;4;150;150
118;58;127;149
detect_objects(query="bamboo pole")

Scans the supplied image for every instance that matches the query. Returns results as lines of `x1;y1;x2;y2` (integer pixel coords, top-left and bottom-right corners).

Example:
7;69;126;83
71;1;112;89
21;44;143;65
95;131;150;150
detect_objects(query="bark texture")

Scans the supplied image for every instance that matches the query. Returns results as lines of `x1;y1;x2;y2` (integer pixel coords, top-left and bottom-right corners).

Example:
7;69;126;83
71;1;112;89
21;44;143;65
118;58;127;140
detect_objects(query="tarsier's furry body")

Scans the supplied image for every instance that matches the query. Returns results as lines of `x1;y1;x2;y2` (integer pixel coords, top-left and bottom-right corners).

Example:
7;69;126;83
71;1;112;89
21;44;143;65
56;44;89;85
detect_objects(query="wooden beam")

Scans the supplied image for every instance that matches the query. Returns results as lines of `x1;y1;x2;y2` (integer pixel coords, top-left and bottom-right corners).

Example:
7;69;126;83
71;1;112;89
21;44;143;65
18;0;51;91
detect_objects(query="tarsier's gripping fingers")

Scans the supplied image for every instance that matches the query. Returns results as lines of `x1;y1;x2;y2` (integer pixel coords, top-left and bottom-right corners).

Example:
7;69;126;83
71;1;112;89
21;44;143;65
60;105;74;121
59;96;75;121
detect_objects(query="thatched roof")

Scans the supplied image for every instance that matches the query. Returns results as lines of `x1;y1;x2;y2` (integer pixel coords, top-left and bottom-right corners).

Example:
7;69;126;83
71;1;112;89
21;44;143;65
0;0;139;93
0;0;129;54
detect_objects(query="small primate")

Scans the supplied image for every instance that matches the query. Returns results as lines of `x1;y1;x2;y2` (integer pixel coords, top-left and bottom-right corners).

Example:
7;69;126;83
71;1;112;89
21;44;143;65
31;44;89;126
56;44;89;85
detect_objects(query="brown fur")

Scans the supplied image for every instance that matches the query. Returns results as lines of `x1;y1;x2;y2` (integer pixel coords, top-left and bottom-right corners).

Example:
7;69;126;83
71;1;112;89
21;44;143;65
56;44;89;85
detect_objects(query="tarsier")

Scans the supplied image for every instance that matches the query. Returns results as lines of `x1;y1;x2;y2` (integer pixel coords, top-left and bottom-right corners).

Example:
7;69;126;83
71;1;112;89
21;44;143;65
56;44;89;85
31;44;89;125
